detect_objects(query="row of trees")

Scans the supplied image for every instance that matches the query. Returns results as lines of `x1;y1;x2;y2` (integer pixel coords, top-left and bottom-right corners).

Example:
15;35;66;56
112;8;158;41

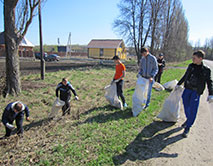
195;37;213;60
114;0;193;63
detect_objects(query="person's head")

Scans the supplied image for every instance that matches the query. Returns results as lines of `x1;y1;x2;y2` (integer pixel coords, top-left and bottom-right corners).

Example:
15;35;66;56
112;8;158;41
112;55;120;64
192;50;205;65
159;53;164;59
141;47;149;57
62;78;68;85
14;103;23;113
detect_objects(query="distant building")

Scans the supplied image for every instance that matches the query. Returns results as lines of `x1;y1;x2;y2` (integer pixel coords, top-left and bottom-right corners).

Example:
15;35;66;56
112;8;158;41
87;39;127;59
0;32;34;57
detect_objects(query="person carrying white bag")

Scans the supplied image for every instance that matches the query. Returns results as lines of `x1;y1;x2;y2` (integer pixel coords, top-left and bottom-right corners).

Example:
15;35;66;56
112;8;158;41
132;76;149;117
157;86;184;122
49;78;79;118
108;55;127;109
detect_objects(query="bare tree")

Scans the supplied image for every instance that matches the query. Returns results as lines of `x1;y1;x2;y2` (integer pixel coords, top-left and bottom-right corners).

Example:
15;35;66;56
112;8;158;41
3;0;41;96
114;0;191;63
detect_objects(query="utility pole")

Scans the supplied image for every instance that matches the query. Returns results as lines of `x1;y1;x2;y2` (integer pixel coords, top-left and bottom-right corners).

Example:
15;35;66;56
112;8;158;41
66;32;72;57
39;0;45;80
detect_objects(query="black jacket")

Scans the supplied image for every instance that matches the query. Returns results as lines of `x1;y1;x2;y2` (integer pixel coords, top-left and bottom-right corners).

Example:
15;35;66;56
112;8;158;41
56;82;77;101
157;58;166;73
2;102;30;125
177;63;213;95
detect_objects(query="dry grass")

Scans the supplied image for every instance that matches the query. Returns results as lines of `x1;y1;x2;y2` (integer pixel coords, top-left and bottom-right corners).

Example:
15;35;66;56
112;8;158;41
0;66;186;166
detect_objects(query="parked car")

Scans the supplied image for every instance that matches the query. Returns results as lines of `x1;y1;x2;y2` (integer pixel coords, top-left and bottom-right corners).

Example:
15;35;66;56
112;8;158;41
45;54;60;61
35;52;48;59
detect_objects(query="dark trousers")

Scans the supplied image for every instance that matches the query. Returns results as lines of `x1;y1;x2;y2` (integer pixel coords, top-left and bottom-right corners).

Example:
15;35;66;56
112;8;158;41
5;115;24;137
62;100;70;116
155;72;163;83
116;80;126;106
182;89;200;129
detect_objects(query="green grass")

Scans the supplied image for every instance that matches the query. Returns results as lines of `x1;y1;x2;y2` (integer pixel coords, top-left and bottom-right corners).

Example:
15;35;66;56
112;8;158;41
0;66;186;166
170;59;192;67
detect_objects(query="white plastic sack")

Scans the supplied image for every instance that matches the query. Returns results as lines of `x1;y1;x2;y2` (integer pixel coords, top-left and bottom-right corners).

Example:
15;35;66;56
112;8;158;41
163;80;178;91
209;103;213;125
132;76;149;117
104;83;123;110
157;86;184;122
48;98;65;118
153;82;165;91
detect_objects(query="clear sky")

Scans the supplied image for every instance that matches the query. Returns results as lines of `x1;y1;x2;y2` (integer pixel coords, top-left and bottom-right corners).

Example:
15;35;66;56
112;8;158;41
0;0;213;46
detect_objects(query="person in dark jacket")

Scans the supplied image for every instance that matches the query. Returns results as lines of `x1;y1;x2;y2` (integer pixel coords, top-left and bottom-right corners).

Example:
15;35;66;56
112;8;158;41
56;78;79;116
155;53;166;83
2;101;30;137
176;50;213;138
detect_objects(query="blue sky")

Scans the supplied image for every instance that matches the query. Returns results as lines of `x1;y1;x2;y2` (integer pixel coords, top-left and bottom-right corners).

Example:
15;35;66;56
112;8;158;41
0;0;213;46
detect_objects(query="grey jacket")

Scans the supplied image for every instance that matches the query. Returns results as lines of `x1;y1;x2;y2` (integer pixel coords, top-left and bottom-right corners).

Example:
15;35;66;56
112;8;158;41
138;54;158;78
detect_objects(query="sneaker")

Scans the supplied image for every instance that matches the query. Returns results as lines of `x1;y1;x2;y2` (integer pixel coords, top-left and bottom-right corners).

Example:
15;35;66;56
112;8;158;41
182;128;190;138
123;103;128;108
181;121;187;128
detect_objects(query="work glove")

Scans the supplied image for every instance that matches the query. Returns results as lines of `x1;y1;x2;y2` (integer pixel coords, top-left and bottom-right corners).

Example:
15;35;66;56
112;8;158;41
207;95;213;103
75;96;79;100
6;123;15;130
111;80;115;85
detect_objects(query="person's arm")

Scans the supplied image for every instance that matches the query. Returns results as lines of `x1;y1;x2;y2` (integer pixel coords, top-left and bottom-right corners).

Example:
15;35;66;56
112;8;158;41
138;58;143;76
150;57;158;78
206;68;213;95
56;84;61;98
162;59;166;68
24;105;30;121
177;65;191;85
69;83;77;97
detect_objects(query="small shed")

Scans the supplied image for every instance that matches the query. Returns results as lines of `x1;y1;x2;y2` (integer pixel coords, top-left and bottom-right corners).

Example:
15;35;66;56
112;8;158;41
87;39;127;59
0;32;34;57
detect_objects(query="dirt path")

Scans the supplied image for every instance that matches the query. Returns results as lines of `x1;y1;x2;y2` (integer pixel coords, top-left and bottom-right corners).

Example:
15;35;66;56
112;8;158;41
146;60;213;166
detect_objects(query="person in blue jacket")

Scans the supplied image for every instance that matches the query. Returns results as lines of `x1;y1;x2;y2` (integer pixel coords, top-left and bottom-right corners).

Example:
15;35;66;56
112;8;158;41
56;78;79;116
2;101;30;137
138;47;158;108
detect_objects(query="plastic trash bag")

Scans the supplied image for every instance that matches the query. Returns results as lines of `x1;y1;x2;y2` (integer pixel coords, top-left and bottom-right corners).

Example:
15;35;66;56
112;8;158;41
209;103;213;125
163;80;178;91
157;86;184;122
153;82;165;91
132;76;149;117
104;83;123;110
48;98;65;118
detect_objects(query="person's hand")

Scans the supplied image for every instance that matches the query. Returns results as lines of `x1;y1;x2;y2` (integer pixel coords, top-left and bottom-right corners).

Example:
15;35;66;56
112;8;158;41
6;123;15;130
207;95;213;103
75;96;79;100
26;117;30;121
149;78;153;83
111;80;114;85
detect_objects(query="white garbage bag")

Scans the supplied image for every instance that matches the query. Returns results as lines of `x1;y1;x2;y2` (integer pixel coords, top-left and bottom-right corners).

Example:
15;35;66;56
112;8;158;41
153;82;165;91
132;76;149;117
163;80;178;91
48;98;65;118
157;86;184;122
104;83;123;110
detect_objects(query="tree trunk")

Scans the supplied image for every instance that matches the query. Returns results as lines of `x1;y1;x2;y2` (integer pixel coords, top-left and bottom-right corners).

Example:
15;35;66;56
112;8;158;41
4;0;21;96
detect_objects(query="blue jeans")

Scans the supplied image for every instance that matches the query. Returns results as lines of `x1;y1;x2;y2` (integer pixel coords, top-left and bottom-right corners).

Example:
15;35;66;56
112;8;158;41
182;89;200;129
146;80;154;107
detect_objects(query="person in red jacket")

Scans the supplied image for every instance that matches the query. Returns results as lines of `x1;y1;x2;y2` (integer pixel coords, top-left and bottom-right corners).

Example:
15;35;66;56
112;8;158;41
112;55;127;108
